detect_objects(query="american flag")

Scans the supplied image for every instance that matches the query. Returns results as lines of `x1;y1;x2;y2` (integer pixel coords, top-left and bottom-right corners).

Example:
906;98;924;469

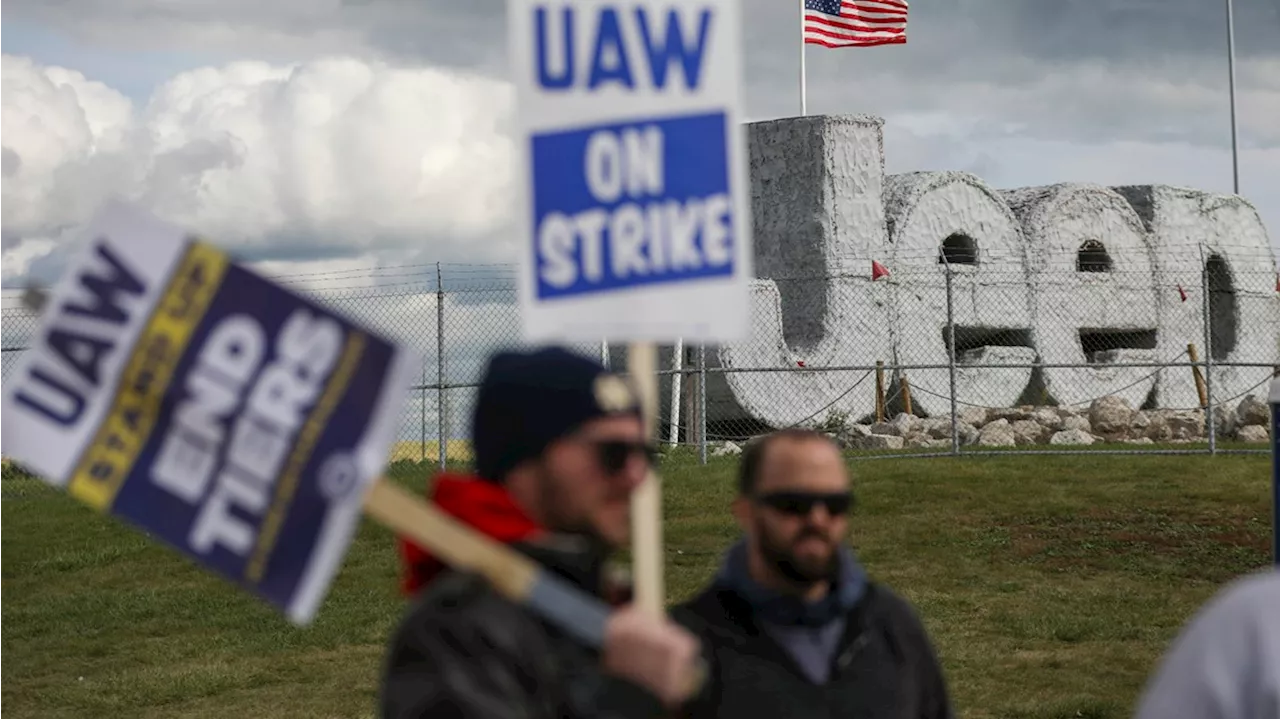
803;0;909;48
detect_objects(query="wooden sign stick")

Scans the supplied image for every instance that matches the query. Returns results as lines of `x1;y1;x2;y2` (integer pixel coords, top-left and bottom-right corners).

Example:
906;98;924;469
362;480;613;647
627;341;665;617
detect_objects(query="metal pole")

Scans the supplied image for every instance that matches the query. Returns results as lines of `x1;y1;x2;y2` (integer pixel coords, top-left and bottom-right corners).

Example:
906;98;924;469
437;263;446;470
799;0;807;116
1226;0;1240;195
946;261;959;455
601;339;610;369
1202;258;1217;454
699;343;708;465
669;339;684;446
420;361;427;464
1269;373;1279;566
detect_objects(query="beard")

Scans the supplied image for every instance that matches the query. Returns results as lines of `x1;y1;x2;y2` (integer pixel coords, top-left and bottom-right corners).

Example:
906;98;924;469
756;521;840;587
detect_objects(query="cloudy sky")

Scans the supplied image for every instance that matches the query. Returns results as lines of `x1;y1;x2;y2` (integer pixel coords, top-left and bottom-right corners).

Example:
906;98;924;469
0;1;1274;284
2;0;1278;292
1;0;1277;442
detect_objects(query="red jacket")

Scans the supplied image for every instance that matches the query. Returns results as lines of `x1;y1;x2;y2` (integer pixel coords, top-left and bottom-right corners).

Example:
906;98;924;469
396;472;546;596
382;473;652;718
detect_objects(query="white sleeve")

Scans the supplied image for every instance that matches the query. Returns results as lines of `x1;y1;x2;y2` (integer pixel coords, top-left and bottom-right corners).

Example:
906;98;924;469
1133;570;1280;719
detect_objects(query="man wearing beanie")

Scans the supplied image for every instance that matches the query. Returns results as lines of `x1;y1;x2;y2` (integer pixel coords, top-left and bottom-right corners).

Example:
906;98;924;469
379;347;701;719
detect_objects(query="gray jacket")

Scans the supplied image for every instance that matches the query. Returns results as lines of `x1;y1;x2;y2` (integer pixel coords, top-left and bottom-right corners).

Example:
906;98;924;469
1134;569;1280;719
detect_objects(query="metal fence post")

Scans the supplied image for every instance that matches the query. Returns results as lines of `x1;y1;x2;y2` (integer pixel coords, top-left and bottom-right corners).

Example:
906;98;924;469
437;263;446;470
699;343;708;465
669;339;683;446
945;261;959;456
420;360;427;464
1270;373;1279;566
1201;257;1216;454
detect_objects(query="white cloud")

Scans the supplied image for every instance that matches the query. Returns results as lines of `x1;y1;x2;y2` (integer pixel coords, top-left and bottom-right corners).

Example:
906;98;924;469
1;54;517;280
3;43;1278;287
2;0;508;74
1;55;134;251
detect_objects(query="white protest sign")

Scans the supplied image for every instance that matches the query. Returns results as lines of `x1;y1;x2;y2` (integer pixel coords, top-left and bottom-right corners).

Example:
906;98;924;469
1;202;421;625
508;0;753;343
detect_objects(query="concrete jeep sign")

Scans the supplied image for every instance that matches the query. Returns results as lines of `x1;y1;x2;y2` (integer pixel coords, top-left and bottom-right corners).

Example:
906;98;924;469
700;114;1278;428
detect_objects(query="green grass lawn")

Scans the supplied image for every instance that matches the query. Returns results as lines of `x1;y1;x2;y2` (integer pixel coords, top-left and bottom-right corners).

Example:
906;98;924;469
2;449;1274;719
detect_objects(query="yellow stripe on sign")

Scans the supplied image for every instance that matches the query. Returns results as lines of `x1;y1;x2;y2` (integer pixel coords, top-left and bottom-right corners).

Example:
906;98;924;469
244;330;368;584
67;240;230;511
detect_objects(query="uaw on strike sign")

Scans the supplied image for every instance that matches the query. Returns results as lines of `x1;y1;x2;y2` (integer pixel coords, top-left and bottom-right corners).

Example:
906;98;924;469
509;0;753;343
1;202;420;625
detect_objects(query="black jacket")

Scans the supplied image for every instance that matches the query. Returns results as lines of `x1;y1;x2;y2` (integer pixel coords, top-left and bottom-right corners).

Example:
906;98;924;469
671;581;954;719
378;538;668;719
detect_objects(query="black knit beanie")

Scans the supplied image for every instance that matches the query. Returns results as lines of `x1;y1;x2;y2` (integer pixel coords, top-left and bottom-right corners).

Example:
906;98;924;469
471;347;642;482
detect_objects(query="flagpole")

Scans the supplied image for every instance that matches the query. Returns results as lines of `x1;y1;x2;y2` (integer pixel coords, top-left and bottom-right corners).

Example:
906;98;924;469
799;0;807;116
1225;0;1240;195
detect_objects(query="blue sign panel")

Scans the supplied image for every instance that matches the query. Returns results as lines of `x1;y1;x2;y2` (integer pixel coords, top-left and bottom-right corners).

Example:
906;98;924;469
530;112;734;300
106;258;400;620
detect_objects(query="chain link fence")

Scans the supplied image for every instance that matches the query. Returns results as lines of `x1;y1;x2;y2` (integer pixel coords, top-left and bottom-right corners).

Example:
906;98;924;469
697;246;1277;460
3;250;1276;467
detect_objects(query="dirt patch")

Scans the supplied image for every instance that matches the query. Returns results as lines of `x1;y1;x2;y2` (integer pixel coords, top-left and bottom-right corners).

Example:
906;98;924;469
973;506;1269;580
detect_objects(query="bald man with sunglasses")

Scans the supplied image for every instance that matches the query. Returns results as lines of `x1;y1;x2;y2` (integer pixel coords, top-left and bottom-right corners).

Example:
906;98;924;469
672;429;954;719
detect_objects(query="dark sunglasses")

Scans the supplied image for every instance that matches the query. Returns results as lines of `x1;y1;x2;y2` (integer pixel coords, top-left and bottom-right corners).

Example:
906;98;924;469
586;439;658;474
753;491;854;517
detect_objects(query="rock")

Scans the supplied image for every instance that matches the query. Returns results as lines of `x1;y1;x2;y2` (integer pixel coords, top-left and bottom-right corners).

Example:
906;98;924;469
1214;406;1237;438
1010;419;1049;446
869;421;902;437
1145;410;1203;441
781;397;1280;448
1057;406;1085;421
958;406;989;427
835;424;873;449
989;406;1036;423
857;434;905;450
889;413;920;436
919;418;978;444
924;421;979;446
1237;425;1270;443
1237;395;1270;427
1165;410;1205;440
977;419;1017;447
1062;415;1091;433
1089;396;1134;438
1144;415;1171;441
1033;408;1063;431
904;433;934;448
1049;429;1095;446
711;441;742;457
920;417;952;439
